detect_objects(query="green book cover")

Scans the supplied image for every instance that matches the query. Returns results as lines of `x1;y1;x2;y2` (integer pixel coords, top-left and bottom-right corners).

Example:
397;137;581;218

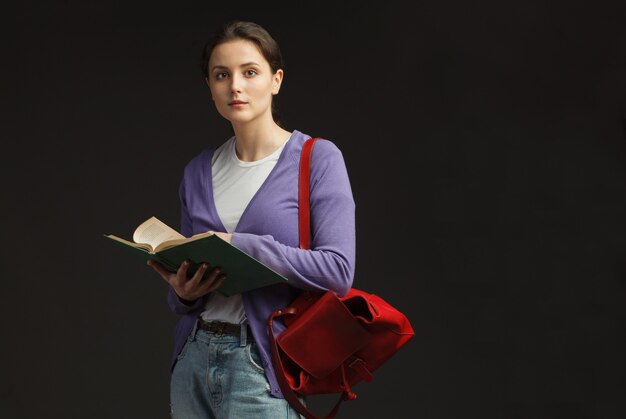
104;225;287;297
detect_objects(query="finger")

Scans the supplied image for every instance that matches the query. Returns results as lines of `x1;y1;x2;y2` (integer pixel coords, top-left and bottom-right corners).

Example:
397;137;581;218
173;260;191;287
208;274;226;292
200;271;226;294
190;263;210;285
199;266;222;285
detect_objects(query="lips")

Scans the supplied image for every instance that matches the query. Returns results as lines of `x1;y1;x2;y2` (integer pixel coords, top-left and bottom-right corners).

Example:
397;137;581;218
229;100;248;105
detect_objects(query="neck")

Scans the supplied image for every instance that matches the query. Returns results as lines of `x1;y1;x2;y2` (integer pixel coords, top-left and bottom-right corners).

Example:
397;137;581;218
231;118;291;162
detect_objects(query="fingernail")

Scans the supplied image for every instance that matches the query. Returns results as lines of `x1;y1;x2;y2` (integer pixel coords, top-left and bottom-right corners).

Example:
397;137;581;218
183;260;189;266
146;260;151;266
202;263;208;269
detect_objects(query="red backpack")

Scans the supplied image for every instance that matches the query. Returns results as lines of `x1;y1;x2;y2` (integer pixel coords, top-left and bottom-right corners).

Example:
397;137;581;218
268;137;415;419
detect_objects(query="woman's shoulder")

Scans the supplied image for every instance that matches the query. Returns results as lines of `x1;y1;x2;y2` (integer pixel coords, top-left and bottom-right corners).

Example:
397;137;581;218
182;147;212;176
287;130;349;186
289;130;345;160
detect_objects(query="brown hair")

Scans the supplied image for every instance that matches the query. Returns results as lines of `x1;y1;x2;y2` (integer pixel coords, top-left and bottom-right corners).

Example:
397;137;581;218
202;21;285;127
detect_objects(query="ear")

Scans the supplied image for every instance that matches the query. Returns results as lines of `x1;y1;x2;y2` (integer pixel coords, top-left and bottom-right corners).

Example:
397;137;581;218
271;69;284;95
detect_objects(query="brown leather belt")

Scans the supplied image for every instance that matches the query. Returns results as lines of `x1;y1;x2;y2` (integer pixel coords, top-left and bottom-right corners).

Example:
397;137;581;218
198;319;252;338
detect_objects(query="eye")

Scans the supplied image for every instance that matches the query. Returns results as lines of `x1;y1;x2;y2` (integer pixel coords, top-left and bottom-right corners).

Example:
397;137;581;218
245;69;258;77
215;71;228;80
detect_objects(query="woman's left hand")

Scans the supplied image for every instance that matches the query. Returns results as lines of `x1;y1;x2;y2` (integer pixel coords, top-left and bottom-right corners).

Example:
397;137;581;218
209;231;232;243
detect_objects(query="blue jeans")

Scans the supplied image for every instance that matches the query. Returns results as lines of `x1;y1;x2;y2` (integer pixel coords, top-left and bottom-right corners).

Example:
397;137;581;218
170;319;304;419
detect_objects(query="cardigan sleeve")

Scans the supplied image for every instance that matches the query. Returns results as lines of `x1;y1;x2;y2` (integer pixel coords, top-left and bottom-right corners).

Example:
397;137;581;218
231;140;356;296
166;174;207;315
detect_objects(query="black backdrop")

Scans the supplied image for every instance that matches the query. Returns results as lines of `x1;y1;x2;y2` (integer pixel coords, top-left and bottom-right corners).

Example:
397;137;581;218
3;1;626;418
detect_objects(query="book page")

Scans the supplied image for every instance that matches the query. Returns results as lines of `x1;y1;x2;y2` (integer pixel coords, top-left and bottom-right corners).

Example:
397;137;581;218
133;216;185;251
153;230;216;253
105;234;153;251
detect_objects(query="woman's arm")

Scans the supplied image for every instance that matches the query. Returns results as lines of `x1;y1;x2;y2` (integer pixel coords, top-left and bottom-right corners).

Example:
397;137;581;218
165;175;209;314
232;140;356;296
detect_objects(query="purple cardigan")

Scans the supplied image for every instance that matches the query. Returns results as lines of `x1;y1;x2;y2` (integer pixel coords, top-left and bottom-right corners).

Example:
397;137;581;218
167;129;356;398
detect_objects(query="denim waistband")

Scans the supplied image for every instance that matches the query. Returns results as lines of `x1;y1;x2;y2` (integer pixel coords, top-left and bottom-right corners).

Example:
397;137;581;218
189;318;252;347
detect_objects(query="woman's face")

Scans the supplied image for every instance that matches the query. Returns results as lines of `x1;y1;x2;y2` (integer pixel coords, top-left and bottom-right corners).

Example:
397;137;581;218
206;39;283;126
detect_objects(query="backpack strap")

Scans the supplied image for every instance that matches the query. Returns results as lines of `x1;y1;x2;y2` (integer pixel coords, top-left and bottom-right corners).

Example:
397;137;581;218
268;137;349;419
298;137;319;250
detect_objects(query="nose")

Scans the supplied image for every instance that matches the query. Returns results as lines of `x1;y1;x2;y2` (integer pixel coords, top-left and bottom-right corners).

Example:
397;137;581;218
230;73;243;93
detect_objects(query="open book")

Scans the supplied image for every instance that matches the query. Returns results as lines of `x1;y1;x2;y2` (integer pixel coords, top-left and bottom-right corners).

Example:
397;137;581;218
105;216;288;297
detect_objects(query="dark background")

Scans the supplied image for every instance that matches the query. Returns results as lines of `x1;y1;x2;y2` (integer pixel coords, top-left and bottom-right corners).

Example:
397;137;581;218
3;1;626;418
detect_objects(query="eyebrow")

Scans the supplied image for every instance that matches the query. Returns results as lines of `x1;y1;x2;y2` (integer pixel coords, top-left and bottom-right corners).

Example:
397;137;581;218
210;62;261;71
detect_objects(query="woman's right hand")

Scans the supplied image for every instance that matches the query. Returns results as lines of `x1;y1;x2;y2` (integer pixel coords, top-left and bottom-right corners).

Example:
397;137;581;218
147;259;226;304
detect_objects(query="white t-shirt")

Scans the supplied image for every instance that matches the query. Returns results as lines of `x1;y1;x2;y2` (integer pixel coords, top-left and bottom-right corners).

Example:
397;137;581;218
200;133;291;324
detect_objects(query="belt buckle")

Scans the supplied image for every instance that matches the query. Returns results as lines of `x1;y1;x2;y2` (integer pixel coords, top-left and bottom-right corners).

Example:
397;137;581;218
214;322;226;337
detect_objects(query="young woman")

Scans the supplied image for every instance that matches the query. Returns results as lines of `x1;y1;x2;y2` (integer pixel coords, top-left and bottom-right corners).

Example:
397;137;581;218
147;20;356;418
